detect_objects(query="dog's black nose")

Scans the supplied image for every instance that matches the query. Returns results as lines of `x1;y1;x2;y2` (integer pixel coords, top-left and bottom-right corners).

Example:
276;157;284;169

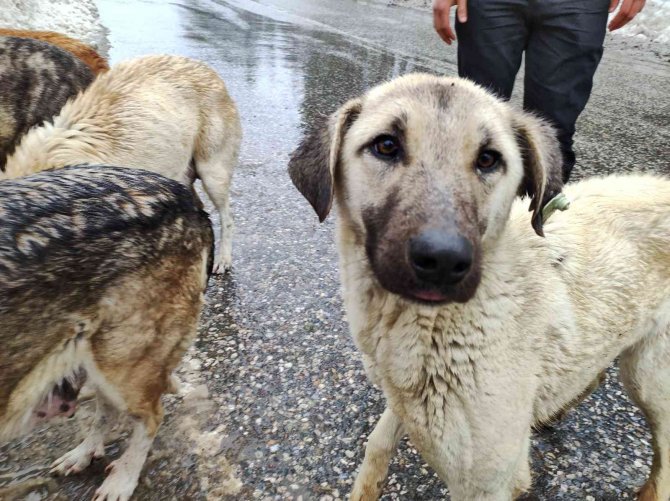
409;230;473;286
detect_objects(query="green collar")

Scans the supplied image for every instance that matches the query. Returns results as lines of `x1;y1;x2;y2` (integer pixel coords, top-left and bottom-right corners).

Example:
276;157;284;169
542;193;571;223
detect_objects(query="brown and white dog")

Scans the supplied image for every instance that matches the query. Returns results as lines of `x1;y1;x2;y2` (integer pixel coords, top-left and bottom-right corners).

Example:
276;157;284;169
2;54;241;274
0;165;213;501
289;74;670;500
0;28;109;74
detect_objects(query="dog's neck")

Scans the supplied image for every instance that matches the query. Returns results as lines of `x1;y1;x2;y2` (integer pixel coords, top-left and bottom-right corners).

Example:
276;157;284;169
3;121;102;180
2;86;114;180
3;123;63;178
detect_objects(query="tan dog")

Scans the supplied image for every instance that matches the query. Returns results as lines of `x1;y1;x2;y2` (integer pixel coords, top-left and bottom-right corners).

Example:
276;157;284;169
289;74;670;500
3;55;241;273
0;165;213;501
0;28;109;74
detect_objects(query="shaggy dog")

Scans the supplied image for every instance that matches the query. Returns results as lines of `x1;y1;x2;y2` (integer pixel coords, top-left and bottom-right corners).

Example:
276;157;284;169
289;74;670;500
0;165;213;501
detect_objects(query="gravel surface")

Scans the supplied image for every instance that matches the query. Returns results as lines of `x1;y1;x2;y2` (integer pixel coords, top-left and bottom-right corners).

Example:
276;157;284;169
0;0;668;499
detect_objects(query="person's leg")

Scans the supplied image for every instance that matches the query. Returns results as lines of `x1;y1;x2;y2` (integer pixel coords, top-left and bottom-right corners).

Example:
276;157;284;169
524;0;610;182
456;0;530;100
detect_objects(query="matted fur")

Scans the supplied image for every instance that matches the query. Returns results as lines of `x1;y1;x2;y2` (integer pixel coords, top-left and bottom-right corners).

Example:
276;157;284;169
0;165;213;500
0;36;93;170
3;54;242;273
0;29;109;74
289;74;670;500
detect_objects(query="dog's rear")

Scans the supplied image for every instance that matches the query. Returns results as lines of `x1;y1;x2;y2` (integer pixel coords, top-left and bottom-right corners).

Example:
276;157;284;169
0;29;109;74
0;36;94;170
0;165;213;499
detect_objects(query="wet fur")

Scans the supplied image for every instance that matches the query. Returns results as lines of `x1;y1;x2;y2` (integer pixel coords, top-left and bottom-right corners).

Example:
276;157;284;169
289;74;670;500
0;165;213;499
0;36;94;170
0;29;108;74
2;54;241;273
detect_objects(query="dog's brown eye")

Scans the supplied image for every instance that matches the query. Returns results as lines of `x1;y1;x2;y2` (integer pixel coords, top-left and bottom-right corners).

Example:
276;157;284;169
476;150;501;172
371;135;401;160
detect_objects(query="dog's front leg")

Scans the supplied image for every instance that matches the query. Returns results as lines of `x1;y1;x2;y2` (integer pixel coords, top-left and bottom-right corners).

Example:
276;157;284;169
350;407;404;501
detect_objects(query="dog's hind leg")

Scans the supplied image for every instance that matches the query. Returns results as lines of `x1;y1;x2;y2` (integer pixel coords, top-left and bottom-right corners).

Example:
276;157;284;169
195;128;240;275
620;315;670;501
350;407;404;501
90;355;169;501
51;396;116;476
90;336;187;501
91;260;206;500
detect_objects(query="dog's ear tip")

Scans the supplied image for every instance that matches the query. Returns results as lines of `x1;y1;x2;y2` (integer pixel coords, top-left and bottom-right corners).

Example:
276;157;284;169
315;200;332;222
531;214;545;237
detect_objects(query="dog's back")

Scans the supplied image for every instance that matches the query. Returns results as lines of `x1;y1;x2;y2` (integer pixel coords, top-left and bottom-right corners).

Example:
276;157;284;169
507;173;670;364
0;29;108;74
512;174;670;329
0;36;94;170
3;54;239;181
0;165;213;440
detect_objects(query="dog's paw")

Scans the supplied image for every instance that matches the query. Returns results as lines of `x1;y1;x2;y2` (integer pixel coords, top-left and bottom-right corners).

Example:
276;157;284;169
92;461;138;501
212;258;231;275
51;440;105;476
350;481;382;501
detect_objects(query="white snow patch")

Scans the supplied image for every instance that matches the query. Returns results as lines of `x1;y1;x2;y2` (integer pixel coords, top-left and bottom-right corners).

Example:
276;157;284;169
0;0;109;55
612;0;670;44
388;0;670;45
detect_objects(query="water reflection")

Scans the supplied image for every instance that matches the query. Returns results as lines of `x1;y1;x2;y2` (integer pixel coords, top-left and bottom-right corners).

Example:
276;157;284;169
181;0;432;159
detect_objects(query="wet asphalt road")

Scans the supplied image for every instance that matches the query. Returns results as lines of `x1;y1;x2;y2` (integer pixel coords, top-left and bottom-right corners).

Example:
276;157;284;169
1;0;669;499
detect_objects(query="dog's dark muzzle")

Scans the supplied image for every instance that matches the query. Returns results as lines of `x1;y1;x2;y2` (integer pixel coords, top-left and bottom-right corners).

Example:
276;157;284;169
409;229;473;288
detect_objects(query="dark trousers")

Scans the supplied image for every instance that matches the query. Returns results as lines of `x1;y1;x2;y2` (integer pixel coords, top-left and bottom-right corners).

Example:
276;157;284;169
456;0;609;182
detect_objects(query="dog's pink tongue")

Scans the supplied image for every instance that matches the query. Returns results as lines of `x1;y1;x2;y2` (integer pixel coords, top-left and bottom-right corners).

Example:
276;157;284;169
413;290;447;302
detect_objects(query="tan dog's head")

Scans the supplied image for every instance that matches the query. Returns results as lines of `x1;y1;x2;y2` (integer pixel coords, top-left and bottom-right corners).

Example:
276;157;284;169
289;74;563;304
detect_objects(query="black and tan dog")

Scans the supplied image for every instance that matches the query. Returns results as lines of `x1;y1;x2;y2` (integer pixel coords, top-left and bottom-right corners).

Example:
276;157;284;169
0;165;213;501
0;29;109;75
0;36;94;170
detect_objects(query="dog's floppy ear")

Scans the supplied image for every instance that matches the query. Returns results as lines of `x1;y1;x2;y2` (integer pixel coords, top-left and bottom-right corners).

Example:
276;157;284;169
513;111;564;237
288;99;362;222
